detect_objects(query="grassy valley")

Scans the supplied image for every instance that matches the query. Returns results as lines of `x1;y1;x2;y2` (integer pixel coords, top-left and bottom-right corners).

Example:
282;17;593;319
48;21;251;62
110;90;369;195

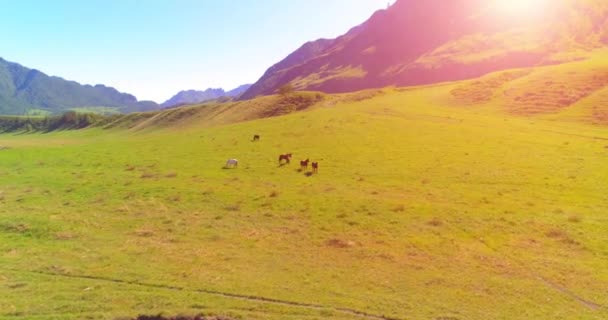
2;1;608;318
1;50;608;319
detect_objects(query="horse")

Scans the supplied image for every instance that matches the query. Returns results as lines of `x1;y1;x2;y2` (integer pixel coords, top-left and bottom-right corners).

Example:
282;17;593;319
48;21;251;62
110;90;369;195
278;153;292;164
252;134;260;142
300;158;310;170
225;159;238;168
311;162;318;173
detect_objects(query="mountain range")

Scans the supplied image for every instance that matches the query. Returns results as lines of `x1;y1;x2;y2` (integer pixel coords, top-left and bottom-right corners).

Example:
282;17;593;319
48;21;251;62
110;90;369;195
2;0;608;114
241;0;608;99
161;84;251;108
0;56;252;114
0;57;159;115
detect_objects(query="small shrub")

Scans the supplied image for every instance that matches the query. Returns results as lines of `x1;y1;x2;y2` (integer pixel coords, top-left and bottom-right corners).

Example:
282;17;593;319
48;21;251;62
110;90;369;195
277;83;294;95
393;205;405;212
54;231;76;240
140;172;156;179
546;229;567;239
428;218;443;227
224;204;240;211
134;228;154;237
325;238;356;248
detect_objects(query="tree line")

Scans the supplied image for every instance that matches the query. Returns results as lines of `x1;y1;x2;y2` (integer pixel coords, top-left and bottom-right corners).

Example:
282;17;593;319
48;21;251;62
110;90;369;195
0;111;110;133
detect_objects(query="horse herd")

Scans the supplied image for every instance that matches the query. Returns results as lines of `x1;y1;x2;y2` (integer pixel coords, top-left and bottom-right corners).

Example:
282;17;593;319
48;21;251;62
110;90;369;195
224;135;319;174
277;154;319;173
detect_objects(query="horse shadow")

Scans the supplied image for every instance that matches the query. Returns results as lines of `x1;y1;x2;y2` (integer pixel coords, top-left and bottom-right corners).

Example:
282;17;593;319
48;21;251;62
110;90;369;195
304;172;314;177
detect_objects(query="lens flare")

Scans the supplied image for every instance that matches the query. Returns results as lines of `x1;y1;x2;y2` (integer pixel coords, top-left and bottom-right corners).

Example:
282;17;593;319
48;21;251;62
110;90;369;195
491;0;550;18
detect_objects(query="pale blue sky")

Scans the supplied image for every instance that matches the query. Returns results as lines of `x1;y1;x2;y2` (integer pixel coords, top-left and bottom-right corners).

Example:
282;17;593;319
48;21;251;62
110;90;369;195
0;0;391;102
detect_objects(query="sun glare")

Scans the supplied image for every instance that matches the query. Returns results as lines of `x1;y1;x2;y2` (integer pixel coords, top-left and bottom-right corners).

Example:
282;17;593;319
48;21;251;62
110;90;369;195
491;0;550;19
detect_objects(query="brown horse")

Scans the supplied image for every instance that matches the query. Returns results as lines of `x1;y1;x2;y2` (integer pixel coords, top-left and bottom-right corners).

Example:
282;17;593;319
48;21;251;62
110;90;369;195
300;158;310;170
252;134;260;142
278;153;292;164
311;162;318;173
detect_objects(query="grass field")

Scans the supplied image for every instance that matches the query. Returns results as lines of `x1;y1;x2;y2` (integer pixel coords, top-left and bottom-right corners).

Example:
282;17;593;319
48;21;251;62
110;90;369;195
1;55;608;319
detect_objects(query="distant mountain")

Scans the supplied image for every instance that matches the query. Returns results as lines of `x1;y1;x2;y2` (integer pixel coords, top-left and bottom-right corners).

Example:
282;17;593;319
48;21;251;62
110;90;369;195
0;57;159;115
241;0;608;99
162;84;251;108
226;84;252;98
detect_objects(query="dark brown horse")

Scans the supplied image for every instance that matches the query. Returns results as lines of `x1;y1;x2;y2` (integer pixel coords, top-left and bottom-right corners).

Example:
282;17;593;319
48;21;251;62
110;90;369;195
252;134;260;141
278;153;292;164
311;162;318;173
300;158;310;170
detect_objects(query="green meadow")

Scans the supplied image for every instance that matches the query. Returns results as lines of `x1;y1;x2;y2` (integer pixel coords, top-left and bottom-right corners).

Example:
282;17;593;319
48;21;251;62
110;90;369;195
1;59;608;319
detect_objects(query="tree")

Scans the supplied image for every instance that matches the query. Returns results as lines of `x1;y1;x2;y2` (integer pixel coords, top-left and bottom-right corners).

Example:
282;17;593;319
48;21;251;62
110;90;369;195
61;111;78;126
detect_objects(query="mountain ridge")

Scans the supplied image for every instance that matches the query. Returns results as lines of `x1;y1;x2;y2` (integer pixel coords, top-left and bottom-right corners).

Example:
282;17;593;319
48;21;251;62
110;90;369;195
161;84;252;108
241;0;608;100
0;57;159;115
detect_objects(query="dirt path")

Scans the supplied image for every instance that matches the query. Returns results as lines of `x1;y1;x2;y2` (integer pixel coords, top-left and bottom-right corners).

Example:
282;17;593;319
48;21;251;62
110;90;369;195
1;267;401;320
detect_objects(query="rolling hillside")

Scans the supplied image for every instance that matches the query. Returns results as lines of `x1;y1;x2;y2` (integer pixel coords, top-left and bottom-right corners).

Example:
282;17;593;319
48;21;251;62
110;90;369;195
241;0;608;99
0;57;159;115
5;48;608;134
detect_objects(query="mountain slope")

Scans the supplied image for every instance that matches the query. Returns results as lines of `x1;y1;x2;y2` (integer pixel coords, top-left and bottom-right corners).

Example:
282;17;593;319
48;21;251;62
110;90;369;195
162;84;252;108
241;25;364;99
0;57;159;114
241;0;608;99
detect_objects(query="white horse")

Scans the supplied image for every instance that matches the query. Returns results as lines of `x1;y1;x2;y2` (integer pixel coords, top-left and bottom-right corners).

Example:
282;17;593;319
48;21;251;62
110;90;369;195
225;159;238;168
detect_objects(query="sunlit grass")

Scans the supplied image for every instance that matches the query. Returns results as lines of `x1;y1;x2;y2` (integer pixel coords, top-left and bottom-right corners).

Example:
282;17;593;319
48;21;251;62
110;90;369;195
1;62;608;319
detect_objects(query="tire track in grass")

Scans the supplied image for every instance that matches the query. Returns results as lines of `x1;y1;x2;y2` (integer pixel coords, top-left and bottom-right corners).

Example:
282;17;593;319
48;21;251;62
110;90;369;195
0;267;402;320
455;227;604;311
541;129;608;141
